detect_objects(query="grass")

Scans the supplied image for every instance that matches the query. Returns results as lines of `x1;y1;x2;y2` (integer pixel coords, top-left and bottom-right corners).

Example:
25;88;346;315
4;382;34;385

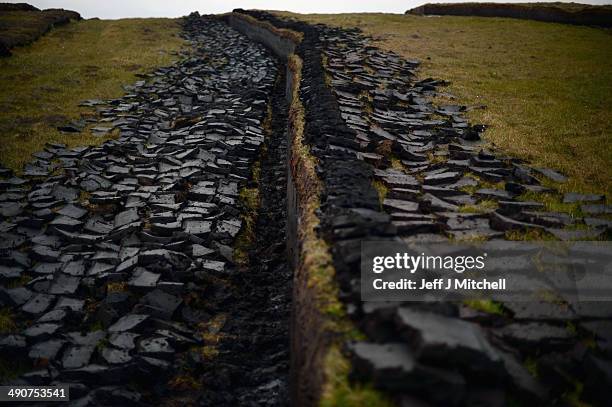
198;313;227;345
505;228;557;241
0;356;30;383
234;186;260;266
233;101;266;267
519;190;584;218
458;199;499;213
494;2;611;11
106;281;127;293
0;9;80;48
0;17;184;172
320;345;395;407
274;12;612;197
168;374;203;391
371;179;389;206
563;380;587;407
408;2;612;15
464;299;506;315
0;308;17;334
524;356;539;377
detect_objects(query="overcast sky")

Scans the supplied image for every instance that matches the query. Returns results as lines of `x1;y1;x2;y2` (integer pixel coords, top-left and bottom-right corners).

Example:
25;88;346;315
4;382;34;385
7;0;612;19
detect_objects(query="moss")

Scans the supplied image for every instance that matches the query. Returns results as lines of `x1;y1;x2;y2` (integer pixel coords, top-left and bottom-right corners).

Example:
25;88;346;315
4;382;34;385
6;274;32;288
0;355;30;383
0;308;17;334
95;337;110;353
321;54;333;88
320;345;395;407
196;345;219;360
233;186;260;266
458;199;498;213
463;299;506;315
562;379;586;407
168;374;203;391
524;356;539;378
374;140;393;158
106;281;127;293
505;228;557;241
359;90;374;114
79;190;91;204
233;98;270;266
371;179;388;206
88;320;104;332
459;184;479;195
427;151;448;165
389;157;406;172
566;321;578;335
198;313;227;345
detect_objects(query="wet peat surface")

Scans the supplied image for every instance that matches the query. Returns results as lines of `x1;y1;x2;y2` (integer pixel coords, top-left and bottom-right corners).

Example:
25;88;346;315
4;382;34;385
0;14;290;406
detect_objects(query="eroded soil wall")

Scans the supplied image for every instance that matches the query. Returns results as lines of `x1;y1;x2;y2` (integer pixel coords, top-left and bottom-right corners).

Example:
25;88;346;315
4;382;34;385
226;13;333;406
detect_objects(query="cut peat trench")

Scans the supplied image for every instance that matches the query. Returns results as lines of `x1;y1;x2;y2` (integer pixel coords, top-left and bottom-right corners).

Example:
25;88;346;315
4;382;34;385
200;71;291;406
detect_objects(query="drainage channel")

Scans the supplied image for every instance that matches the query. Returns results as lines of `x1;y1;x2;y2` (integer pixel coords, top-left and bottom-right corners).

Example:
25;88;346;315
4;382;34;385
197;67;291;407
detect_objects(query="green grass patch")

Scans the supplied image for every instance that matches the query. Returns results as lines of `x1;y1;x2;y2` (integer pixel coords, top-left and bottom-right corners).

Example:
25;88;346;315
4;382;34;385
0;17;185;171
320;345;395;407
463;299;506;315
389;157;407;172
276;12;612;198
463;173;506;191
233;100;272;266
427;151;447;165
518;190;583;218
234;186;260;266
458;199;499;213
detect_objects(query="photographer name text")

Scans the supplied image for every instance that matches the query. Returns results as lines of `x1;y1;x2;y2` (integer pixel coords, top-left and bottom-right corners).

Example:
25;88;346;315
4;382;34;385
372;278;506;291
